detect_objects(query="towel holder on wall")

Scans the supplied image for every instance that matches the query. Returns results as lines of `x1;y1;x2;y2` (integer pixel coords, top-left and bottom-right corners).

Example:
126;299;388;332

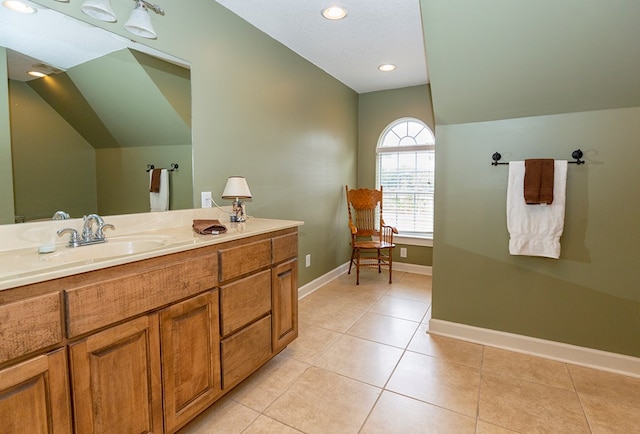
146;163;179;172
491;149;585;166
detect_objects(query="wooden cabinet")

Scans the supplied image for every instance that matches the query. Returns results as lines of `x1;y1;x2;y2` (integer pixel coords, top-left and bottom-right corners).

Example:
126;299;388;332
160;291;221;433
0;226;299;433
69;314;163;434
272;258;298;353
0;349;71;434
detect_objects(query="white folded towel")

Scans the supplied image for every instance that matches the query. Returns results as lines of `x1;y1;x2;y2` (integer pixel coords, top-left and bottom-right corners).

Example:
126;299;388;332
150;169;169;212
507;160;567;259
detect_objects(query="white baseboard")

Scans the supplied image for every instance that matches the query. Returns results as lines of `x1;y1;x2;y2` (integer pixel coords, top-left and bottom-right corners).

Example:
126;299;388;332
393;262;432;275
429;319;640;378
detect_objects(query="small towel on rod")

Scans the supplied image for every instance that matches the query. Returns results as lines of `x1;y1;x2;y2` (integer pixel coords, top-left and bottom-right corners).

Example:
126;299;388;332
507;160;567;259
150;169;169;212
193;219;227;235
150;168;162;193
524;159;555;204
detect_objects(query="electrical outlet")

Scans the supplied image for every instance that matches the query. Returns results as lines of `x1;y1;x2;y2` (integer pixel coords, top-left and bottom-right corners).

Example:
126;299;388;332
400;247;407;258
305;254;311;268
201;191;212;208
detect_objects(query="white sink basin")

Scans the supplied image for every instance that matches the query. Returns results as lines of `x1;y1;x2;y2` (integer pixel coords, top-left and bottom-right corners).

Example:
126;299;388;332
40;237;171;263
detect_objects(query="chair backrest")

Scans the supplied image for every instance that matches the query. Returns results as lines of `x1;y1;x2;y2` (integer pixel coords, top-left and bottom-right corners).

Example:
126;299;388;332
345;186;384;238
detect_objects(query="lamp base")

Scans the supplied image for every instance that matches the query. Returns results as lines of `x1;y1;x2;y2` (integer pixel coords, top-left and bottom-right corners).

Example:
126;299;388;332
230;200;246;222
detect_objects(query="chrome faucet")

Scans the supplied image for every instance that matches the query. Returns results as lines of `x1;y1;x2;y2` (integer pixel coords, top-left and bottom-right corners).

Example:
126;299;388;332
52;210;70;220
57;214;115;247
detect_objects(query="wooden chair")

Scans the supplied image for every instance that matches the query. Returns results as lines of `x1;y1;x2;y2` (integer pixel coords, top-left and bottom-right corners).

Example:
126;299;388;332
345;185;398;285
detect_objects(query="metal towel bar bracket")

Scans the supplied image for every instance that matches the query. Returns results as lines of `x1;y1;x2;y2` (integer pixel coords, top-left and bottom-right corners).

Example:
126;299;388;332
491;149;585;166
146;163;179;172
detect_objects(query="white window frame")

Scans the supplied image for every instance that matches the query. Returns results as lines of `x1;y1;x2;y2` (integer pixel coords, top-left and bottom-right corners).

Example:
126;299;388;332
376;117;435;243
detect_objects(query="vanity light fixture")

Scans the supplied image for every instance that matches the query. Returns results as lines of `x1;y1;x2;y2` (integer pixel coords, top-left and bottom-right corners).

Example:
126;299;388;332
221;176;252;222
80;0;165;39
378;63;397;72
28;70;47;78
2;0;37;14
321;5;347;20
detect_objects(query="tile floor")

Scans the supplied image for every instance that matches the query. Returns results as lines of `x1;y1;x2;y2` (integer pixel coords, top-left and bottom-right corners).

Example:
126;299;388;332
179;269;640;434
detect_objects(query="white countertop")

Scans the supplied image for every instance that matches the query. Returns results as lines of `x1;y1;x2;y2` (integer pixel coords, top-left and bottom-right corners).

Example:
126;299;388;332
0;208;303;291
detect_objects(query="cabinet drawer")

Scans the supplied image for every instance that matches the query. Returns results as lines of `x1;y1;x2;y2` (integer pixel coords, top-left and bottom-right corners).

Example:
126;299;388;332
221;315;272;389
272;232;298;264
66;254;217;338
219;239;271;282
0;292;62;364
220;270;271;337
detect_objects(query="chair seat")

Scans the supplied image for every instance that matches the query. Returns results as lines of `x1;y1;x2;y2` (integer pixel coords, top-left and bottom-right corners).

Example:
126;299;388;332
353;240;395;249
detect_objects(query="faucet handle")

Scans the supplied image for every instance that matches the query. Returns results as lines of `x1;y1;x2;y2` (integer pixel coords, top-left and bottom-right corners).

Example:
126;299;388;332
96;223;115;240
57;228;80;247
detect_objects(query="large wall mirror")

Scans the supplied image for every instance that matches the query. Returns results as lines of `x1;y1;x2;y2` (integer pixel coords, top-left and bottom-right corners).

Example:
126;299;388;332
0;3;193;225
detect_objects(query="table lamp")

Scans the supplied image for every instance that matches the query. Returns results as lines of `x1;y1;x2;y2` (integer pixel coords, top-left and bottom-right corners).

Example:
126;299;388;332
221;176;252;222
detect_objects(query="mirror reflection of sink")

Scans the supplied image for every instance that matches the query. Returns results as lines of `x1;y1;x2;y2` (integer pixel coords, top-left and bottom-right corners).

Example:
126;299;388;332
40;237;172;263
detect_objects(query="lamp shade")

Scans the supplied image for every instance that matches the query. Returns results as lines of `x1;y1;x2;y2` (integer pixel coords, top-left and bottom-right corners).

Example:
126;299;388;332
222;176;252;199
80;0;117;22
124;2;156;39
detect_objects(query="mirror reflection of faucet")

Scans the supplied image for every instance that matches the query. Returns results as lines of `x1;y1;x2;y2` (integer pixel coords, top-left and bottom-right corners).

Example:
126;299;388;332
52;210;70;220
57;214;116;248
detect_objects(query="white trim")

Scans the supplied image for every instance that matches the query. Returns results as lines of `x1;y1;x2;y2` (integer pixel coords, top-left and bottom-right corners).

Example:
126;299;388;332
429;319;640;379
393;262;432;275
395;236;433;247
297;263;350;299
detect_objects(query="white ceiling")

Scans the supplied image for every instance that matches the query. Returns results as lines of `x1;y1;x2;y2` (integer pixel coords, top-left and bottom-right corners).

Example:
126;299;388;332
214;0;429;94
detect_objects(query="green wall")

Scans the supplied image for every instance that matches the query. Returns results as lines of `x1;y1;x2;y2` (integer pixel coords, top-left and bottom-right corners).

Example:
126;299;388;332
40;0;358;285
358;85;435;267
423;0;640;357
0;47;14;224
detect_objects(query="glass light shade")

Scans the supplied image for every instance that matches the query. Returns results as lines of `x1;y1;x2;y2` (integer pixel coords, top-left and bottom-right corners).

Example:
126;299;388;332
222;176;252;199
3;0;37;14
124;3;156;39
80;0;116;22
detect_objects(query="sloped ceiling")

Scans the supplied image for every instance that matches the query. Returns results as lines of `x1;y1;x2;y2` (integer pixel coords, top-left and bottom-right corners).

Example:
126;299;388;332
28;49;191;149
421;0;640;125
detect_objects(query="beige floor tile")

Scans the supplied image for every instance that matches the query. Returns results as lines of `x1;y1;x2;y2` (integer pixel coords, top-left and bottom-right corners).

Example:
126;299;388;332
482;346;574;390
580;394;640;434
369;295;429;322
264;367;381;434
298;297;365;332
360;391;476;434
475;420;519;434
408;330;483;368
384;281;432;304
279;322;341;364
227;355;310;412
312;334;404;387
177;396;258;434
569;364;640;408
386;351;481;417
242;415;304;434
346;311;420;348
479;370;590;433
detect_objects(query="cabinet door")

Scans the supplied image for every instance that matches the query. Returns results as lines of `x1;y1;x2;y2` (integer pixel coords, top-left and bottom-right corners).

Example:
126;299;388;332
0;349;71;434
272;259;298;353
69;314;163;434
160;291;222;433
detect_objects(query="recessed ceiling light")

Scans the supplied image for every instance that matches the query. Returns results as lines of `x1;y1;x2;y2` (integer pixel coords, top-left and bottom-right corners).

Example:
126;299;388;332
2;0;37;13
378;64;397;72
322;6;347;20
28;71;47;78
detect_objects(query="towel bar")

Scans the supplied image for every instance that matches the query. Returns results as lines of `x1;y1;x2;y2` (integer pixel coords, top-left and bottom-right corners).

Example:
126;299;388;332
491;149;584;166
146;163;179;172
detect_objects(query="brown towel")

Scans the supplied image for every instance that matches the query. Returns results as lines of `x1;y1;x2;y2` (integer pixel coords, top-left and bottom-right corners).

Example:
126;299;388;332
150;169;162;193
524;159;554;204
192;219;227;235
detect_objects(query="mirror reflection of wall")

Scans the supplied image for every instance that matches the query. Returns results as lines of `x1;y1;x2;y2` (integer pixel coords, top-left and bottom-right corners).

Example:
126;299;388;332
0;5;193;224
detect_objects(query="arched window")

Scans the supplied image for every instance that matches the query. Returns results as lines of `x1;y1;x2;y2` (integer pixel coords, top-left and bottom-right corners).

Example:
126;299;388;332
376;117;435;237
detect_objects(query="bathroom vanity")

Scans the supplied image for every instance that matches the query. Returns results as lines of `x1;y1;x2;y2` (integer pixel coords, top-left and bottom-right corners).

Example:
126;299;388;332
0;211;302;433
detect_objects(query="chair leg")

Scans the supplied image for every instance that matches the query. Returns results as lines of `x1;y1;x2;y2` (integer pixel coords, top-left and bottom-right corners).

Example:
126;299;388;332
348;248;355;275
377;249;382;273
388;247;393;284
356;248;360;285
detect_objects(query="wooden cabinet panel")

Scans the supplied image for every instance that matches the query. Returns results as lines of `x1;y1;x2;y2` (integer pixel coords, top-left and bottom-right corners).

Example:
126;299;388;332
219;239;271;282
272;231;298;264
0;348;71;434
160;291;221;433
0;292;61;364
220;270;271;336
69;314;163;434
272;259;298;353
66;254;217;337
221;315;272;390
